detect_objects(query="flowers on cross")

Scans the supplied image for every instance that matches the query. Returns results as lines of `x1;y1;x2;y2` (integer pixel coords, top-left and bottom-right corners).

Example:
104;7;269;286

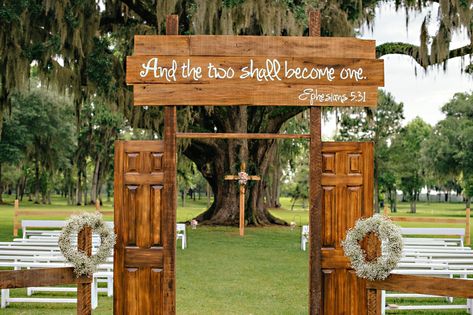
238;172;249;185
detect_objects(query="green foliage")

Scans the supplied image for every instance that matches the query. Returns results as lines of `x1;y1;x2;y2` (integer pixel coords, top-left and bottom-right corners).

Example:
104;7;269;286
338;90;404;210
86;38;115;95
286;162;309;210
222;0;246;8
0;110;29;165
423;92;473;202
2;90;77;202
14;90;75;171
391;117;432;211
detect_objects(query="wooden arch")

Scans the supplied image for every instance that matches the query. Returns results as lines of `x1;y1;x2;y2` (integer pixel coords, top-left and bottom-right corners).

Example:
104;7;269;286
116;10;473;315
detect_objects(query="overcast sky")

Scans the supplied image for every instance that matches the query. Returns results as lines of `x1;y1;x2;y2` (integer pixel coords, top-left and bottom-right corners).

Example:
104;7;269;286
323;3;473;137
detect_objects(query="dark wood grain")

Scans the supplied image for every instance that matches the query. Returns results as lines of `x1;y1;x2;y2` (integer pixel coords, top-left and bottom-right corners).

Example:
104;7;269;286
126;55;384;86
367;274;473;298
0;267;89;289
77;226;92;315
133;35;376;59
114;140;167;314
122;141;165;152
319;141;374;314
132;83;379;107
123;172;164;185
308;9;323;315
365;233;381;315
177;132;311;139
162;14;178;315
125;247;164;267
113;141;125;315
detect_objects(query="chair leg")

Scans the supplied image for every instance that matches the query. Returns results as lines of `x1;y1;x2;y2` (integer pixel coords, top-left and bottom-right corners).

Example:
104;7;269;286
381;290;386;315
108;276;113;297
1;289;7;308
92;278;98;309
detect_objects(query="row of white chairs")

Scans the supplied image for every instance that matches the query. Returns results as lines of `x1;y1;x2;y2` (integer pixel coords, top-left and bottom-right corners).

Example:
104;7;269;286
300;225;473;313
0;235;113;309
20;220;188;249
384;228;473;314
1;220;189;309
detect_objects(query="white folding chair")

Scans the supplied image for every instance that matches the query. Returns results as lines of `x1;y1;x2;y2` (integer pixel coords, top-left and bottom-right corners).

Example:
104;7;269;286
176;223;187;249
301;225;309;251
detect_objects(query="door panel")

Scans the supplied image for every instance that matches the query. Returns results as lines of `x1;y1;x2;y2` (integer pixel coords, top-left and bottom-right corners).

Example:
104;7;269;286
114;140;174;315
321;142;374;314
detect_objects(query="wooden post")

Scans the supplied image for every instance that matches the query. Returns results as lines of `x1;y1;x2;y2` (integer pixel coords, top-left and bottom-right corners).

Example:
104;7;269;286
466;207;471;246
95;199;100;211
239;163;246;236
224;162;260;237
77;226;92;315
384;203;388;216
308;9;323;315
162;14;179;315
365;233;382;315
13;199;19;237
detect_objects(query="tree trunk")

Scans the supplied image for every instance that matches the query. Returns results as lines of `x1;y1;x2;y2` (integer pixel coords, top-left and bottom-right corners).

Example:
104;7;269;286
83;168;88;205
19;175;26;201
389;189;397;213
34;158;40;204
90;158;100;204
76;168;82;205
0;163;3;204
410;192;417;213
265;143;281;208
187;107;297;226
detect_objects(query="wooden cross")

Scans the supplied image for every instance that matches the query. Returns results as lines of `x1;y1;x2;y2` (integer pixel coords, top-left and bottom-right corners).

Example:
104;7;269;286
224;162;260;236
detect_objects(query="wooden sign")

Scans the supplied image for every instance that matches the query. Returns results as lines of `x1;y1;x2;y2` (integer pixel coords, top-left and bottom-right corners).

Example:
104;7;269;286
126;36;384;107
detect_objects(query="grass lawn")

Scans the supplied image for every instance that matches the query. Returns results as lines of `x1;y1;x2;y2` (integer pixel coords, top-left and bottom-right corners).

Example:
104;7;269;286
0;195;471;314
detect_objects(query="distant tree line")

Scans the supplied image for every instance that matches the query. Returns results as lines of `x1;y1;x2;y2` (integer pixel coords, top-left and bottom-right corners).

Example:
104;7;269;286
338;90;473;213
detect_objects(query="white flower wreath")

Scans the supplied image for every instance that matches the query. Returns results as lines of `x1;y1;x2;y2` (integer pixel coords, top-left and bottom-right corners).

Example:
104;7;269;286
341;214;403;281
58;212;116;277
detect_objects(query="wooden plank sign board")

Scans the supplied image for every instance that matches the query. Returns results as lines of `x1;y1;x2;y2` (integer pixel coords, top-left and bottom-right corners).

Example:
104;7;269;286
127;35;384;107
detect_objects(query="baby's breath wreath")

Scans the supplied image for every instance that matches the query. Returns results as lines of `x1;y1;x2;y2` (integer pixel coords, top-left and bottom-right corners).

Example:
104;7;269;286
341;214;403;281
59;212;115;277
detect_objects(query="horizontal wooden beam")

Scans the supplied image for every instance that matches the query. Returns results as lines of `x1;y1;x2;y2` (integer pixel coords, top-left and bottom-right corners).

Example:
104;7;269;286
125;247;164;268
225;175;261;181
133;35;376;59
124;173;164;185
390;216;465;224
0;267;90;289
134;84;378;107
367;274;473;298
126;56;384;86
176;133;310;139
122;140;164;152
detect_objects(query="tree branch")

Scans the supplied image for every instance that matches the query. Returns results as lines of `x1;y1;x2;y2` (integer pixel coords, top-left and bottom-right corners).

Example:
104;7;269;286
376;42;473;68
118;0;157;27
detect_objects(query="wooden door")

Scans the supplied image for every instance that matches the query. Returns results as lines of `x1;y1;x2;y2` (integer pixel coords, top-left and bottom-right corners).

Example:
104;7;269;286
114;140;176;314
320;142;374;314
